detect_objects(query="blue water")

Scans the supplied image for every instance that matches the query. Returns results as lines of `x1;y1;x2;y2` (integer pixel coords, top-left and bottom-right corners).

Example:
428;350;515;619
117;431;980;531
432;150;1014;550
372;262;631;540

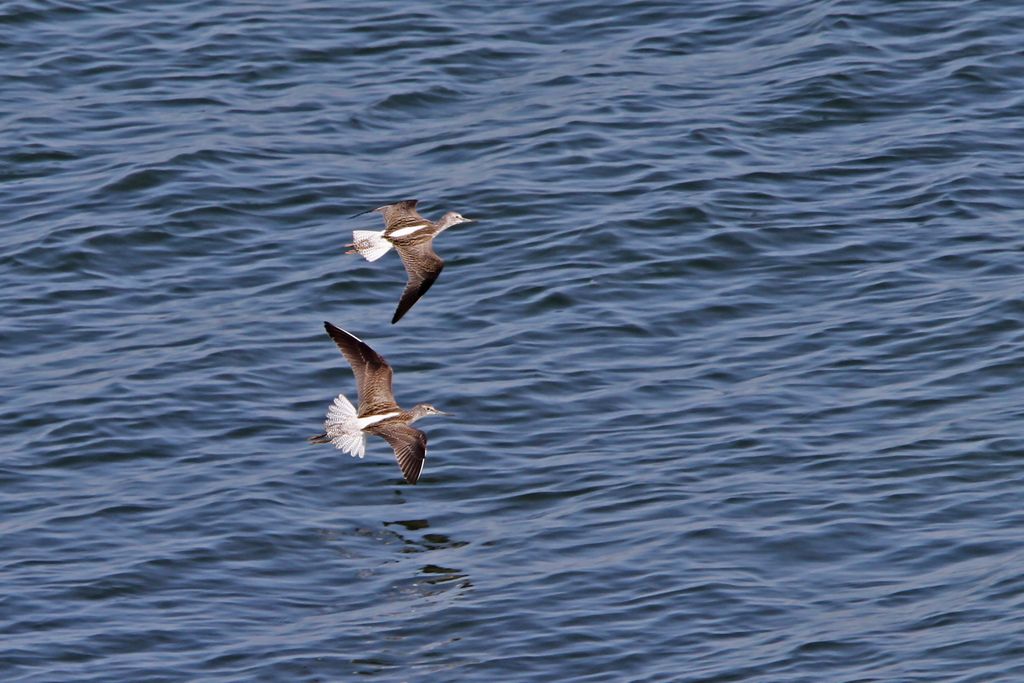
4;1;1024;680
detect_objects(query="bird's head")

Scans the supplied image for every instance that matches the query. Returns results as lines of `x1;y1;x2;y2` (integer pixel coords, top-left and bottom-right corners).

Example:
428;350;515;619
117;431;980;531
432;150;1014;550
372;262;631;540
410;403;451;421
437;211;473;231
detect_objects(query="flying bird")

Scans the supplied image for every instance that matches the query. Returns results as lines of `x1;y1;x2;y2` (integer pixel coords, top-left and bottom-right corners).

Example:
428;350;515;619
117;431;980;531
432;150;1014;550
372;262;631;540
346;199;473;323
309;321;451;484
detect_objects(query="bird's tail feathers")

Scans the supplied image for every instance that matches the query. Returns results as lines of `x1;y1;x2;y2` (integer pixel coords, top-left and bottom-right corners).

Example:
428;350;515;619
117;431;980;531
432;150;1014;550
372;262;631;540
347;230;392;262
324;393;367;458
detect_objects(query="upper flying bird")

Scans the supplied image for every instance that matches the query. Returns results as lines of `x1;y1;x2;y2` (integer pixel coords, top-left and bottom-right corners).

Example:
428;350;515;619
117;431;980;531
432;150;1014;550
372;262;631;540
308;321;451;484
346;199;473;323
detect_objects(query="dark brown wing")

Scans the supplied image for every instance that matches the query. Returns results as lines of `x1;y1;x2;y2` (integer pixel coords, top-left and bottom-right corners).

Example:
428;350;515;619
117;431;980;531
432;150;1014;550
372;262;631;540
375;200;426;231
391;241;444;324
323;322;400;416
368;421;427;484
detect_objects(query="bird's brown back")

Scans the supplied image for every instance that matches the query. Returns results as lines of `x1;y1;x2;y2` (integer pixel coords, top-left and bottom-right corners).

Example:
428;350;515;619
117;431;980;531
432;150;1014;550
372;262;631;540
376;200;429;233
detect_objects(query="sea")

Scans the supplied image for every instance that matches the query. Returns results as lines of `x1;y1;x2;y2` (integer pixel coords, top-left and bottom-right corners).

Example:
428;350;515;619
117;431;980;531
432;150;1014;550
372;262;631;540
3;1;1024;681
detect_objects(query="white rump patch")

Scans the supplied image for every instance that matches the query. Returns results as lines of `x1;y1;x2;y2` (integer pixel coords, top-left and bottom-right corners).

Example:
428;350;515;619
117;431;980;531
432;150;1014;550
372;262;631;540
357;412;400;429
351;230;393;262
324;393;367;458
323;399;400;459
389;223;430;238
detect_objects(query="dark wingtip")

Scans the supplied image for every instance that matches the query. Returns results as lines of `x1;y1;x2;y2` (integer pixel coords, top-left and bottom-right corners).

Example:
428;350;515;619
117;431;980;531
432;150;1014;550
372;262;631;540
324;322;369;348
324;320;351;342
391;299;415;323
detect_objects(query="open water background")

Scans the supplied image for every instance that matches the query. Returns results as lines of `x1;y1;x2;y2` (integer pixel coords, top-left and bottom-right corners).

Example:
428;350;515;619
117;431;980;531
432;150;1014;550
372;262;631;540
4;1;1024;680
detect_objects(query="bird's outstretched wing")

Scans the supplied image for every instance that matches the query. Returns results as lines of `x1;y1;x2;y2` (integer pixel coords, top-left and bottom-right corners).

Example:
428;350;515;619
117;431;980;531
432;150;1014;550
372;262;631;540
391;241;444;324
374;200;429;233
368;421;428;484
323;322;400;416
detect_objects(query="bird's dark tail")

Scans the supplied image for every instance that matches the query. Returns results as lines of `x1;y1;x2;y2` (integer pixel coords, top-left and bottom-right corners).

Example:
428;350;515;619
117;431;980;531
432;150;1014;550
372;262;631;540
308;433;330;444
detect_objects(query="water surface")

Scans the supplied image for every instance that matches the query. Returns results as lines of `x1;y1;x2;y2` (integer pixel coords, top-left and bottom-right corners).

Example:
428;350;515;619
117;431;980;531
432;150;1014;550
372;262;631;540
3;1;1024;680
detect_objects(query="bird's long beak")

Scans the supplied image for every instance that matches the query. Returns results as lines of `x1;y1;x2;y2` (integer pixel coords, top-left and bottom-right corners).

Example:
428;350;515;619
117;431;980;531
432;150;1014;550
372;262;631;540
437;410;453;416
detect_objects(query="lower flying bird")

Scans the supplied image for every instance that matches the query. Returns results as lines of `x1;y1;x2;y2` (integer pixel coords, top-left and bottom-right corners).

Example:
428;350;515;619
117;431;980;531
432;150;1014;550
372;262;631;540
346;199;472;323
308;321;450;484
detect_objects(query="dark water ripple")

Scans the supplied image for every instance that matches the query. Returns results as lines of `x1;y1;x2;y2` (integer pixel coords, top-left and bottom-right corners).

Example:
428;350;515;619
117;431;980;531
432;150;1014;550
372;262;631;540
4;0;1024;680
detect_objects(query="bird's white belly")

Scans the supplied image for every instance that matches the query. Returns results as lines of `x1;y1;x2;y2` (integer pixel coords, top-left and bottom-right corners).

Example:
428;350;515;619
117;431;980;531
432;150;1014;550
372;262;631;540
356;412;400;429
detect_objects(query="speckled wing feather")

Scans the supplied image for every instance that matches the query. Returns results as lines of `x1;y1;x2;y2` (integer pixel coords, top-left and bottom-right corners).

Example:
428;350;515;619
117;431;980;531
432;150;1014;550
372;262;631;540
367;421;427;484
375;200;427;232
391;241;445;324
323;322;400;416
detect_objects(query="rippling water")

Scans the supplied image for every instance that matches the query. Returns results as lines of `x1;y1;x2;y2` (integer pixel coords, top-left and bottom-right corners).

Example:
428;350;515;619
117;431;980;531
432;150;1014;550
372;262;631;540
4;1;1024;680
